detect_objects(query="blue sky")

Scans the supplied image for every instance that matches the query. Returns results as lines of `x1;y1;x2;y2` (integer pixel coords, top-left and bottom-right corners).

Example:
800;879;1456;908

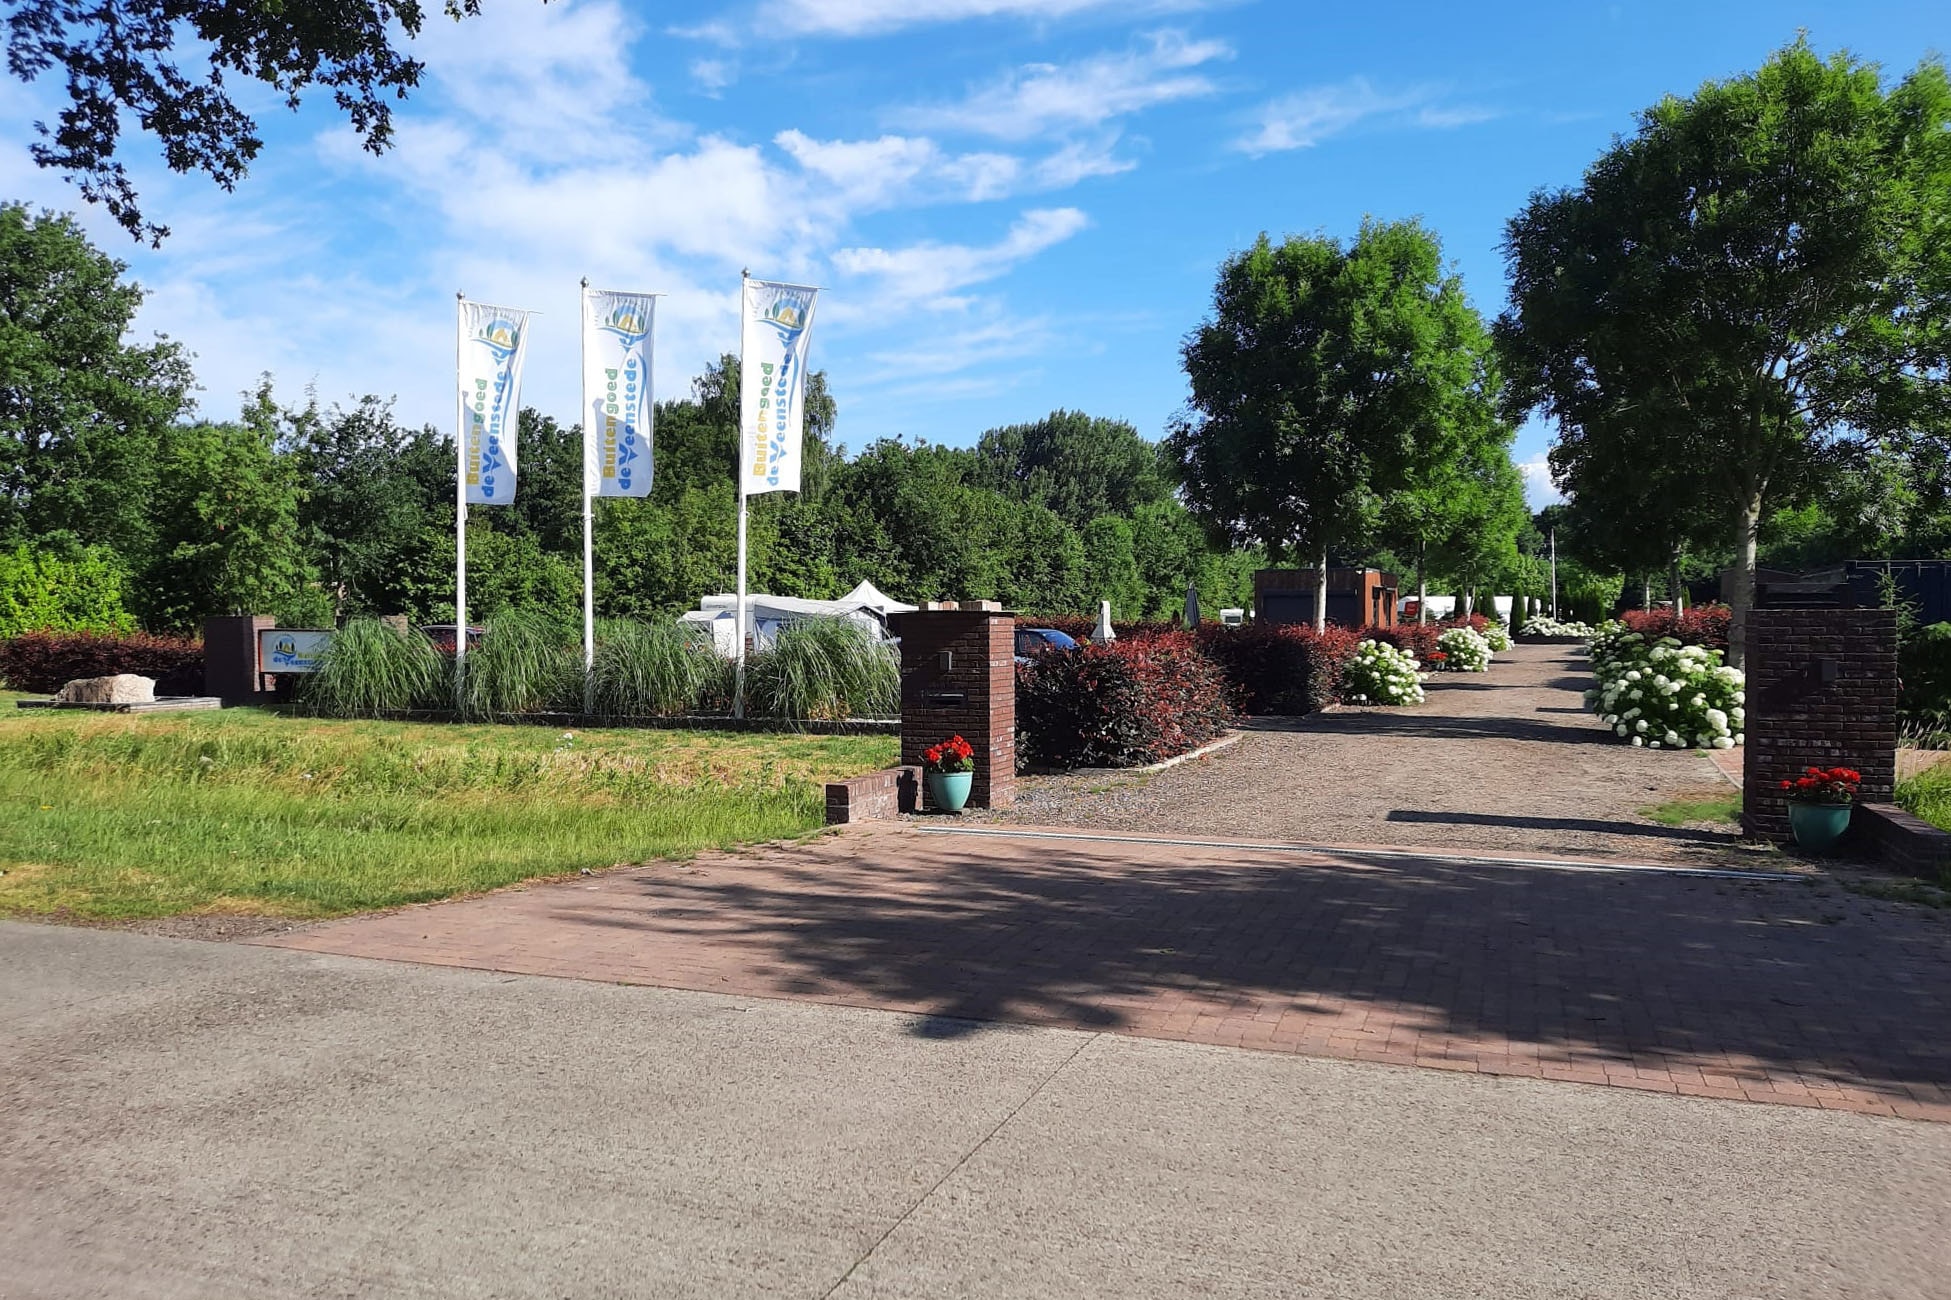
3;0;1944;507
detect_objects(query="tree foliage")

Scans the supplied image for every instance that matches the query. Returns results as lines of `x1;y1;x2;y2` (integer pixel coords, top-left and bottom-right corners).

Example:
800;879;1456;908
4;0;479;243
1497;39;1951;659
1170;220;1507;628
0;202;191;556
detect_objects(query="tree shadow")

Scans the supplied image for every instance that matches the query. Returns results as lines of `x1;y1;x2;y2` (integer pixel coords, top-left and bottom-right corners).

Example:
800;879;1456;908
1385;809;1744;845
544;839;1951;1100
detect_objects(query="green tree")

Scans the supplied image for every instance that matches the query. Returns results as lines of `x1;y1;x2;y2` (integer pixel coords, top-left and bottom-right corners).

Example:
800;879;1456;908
0;540;133;635
973;410;1170;531
140;386;319;630
5;1;488;242
1497;39;1951;662
283;395;450;618
1170;220;1501;630
0;203;191;560
1080;514;1146;621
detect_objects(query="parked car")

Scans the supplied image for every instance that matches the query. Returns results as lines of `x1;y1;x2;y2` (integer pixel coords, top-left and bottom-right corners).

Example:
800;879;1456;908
1014;627;1080;665
419;624;486;655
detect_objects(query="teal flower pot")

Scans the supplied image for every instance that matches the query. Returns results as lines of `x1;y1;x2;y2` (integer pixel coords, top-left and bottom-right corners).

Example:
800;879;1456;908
1788;800;1853;853
925;770;973;813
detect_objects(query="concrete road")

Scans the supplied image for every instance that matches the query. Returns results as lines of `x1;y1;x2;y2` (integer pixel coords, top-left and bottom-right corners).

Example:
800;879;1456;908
3;921;1947;1299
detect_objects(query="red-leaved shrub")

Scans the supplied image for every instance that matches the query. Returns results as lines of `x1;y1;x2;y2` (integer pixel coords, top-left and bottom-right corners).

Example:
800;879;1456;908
1367;622;1441;664
1193;622;1358;715
1015;634;1231;769
1621;604;1731;652
0;630;204;694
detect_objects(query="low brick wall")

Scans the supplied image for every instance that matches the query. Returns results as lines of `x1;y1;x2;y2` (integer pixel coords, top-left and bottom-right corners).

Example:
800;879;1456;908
1853;803;1951;881
825;765;921;825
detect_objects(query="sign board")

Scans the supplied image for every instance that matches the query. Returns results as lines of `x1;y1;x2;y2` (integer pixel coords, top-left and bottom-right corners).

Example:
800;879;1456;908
259;629;333;674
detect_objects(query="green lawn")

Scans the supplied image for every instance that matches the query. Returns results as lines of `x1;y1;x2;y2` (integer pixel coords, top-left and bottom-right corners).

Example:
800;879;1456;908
1639;792;1743;827
1897;762;1951;834
0;697;895;920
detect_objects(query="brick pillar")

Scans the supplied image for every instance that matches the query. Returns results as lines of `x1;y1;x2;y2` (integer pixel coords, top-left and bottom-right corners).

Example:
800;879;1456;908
203;615;278;705
888;604;1015;809
1741;608;1897;843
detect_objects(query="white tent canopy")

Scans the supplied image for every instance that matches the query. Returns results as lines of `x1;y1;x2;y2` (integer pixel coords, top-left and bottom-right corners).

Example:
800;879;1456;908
681;583;916;658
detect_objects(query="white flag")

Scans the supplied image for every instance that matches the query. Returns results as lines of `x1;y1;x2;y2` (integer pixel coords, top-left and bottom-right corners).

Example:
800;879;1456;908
582;289;656;498
459;300;533;505
739;277;819;495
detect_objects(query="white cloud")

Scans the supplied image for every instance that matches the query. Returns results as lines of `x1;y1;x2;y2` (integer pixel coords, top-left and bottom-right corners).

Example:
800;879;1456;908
690;58;737;95
1518;457;1564;508
905;30;1229;140
763;0;1212;37
831;208;1091;306
1235;78;1500;155
3;0;1122;436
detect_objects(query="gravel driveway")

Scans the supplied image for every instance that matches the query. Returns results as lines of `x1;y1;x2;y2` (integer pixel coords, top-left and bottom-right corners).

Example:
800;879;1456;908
980;641;1762;864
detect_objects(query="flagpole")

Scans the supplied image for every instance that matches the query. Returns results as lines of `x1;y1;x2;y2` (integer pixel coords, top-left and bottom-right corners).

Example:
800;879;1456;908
733;270;749;720
580;279;595;697
454;291;468;704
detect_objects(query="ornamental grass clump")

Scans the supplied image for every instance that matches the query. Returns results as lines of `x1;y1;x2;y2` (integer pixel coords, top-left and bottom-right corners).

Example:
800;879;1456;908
1340;639;1425;706
589;619;717;718
1585;630;1745;749
457;608;583;720
1436;626;1493;672
300;618;444;717
745;617;899;721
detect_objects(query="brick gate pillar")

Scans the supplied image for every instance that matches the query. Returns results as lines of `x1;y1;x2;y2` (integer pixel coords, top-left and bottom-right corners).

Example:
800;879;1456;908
888;603;1015;810
203;615;278;705
1741;607;1898;843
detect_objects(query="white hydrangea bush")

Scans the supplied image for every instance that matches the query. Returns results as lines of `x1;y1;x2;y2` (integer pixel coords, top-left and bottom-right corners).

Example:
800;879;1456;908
1522;615;1594;637
1483;622;1513;652
1341;639;1426;706
1437;626;1493;671
1583;627;1745;750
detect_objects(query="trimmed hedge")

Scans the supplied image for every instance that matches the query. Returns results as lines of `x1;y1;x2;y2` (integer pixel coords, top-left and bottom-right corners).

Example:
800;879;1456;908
0;630;204;694
1193;622;1358;715
1621;605;1732;653
1016;633;1231;769
1367;622;1441;663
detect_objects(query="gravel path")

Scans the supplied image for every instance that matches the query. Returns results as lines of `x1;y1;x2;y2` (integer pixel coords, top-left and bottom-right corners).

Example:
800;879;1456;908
977;642;1764;864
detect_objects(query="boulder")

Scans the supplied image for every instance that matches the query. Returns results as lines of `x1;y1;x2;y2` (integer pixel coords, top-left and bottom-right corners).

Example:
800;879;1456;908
55;674;157;705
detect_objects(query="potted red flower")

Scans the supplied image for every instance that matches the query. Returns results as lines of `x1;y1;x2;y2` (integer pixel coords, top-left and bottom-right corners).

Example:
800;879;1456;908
1779;766;1861;852
922;734;976;812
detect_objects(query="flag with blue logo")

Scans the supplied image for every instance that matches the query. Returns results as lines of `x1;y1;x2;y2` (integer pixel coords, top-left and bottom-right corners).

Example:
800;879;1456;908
739;277;819;496
459;300;532;505
582;289;656;498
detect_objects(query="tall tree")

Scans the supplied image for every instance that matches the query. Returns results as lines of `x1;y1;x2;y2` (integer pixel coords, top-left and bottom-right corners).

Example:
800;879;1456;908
140;385;318;630
283;395;448;618
973;411;1170;532
1497;39;1951;663
0;203;190;558
4;0;491;243
1169;220;1502;631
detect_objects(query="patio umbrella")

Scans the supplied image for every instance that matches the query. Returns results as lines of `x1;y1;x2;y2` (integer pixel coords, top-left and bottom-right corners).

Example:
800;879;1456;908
1184;583;1201;628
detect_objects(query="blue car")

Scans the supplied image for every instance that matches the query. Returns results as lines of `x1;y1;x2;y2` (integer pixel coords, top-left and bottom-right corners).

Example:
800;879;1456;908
1014;627;1080;665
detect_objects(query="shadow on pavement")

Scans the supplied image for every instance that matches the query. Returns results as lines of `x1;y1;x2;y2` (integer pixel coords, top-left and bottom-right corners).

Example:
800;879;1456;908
1385;808;1745;845
545;839;1951;1101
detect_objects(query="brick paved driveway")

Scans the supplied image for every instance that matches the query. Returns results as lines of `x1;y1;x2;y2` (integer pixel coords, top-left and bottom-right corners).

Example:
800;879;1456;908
264;824;1951;1121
